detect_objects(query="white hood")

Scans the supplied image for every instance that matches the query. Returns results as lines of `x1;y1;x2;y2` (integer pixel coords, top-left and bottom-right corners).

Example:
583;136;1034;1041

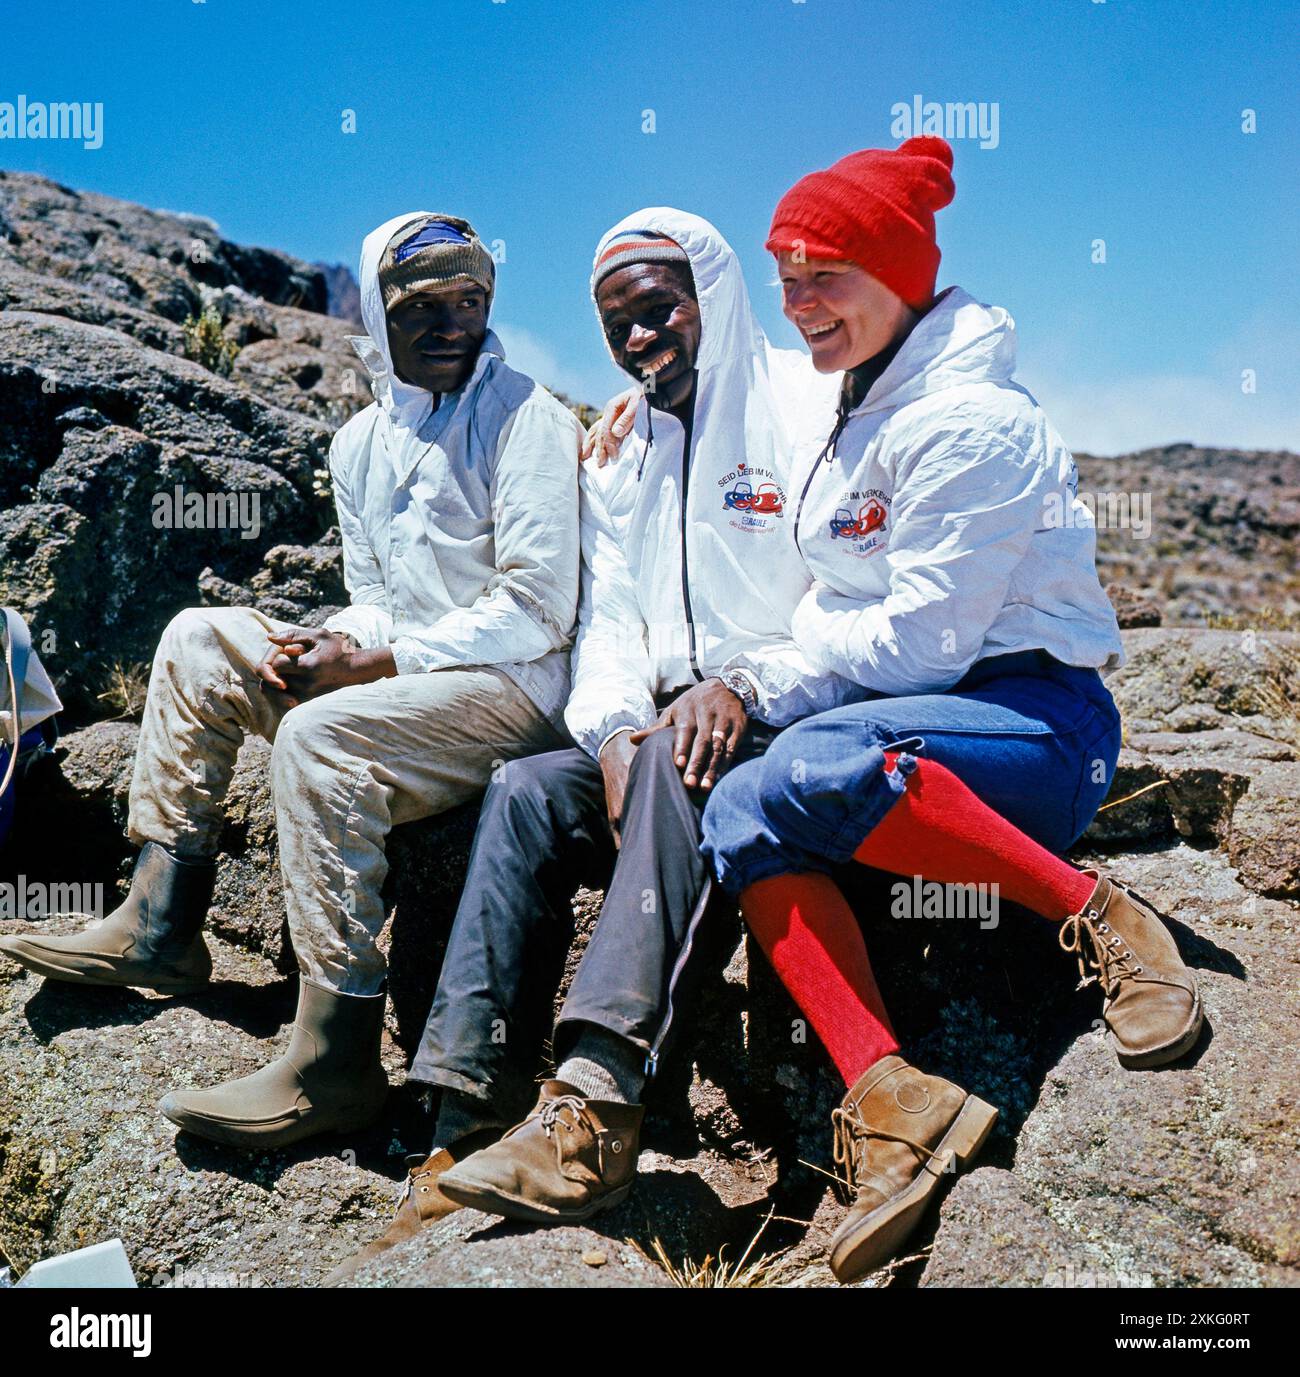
855;286;1017;415
592;206;837;455
564;209;856;757
347;212;507;441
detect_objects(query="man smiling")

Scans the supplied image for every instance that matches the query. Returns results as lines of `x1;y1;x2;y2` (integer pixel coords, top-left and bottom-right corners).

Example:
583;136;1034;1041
0;212;581;1150
326;210;858;1269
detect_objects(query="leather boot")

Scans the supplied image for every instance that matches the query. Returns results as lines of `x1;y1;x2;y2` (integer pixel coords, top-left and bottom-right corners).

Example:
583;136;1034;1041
828;1055;998;1284
322;1126;502;1286
1059;871;1202;1068
437;1081;643;1224
0;841;214;994
159;977;389;1148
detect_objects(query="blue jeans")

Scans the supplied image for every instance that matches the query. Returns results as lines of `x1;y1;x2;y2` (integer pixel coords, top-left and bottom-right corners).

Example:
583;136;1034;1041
701;651;1122;895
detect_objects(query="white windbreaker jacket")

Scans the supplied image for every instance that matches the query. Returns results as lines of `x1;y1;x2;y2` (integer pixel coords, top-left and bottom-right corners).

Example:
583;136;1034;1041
322;212;581;724
564;209;858;759
789;286;1124;695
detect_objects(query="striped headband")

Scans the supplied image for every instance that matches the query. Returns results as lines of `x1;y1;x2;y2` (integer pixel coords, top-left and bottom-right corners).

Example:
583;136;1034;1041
592;229;690;293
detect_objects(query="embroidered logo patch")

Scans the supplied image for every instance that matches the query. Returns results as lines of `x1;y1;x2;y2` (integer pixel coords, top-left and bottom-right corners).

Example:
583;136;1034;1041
828;489;891;556
717;461;785;532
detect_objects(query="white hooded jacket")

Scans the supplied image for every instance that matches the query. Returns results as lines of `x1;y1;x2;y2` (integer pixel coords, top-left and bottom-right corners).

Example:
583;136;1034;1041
322;212;581;723
789;287;1124;694
564;209;856;759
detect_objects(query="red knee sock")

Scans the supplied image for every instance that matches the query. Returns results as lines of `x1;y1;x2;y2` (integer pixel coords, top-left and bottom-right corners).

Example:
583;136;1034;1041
739;872;900;1087
855;756;1096;920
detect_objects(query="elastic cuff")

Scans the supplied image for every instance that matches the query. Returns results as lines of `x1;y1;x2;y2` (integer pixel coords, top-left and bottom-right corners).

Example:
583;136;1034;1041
715;850;836;898
597;725;637;757
389;638;425;676
824;746;918;862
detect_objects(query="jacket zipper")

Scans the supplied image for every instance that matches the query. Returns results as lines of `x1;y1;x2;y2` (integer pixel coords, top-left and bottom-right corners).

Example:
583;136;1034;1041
645;873;714;1076
678;408;704;681
792;420;844;559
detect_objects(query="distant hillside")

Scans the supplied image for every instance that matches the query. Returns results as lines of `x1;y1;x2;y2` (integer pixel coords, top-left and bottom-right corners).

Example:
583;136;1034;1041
315;260;362;329
1078;445;1300;628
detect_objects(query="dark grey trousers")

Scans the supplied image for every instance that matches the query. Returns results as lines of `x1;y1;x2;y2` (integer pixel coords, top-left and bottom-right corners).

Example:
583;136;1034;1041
409;722;775;1114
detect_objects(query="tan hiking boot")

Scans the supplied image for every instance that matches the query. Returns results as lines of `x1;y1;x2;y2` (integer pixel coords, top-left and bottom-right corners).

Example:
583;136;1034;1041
828;1055;998;1284
158;977;389;1149
0;842;213;994
322;1127;501;1286
1059;871;1202;1069
437;1081;643;1224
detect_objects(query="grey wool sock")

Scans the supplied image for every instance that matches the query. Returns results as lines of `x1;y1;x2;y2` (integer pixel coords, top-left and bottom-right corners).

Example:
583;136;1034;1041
432;1088;508;1154
556;1025;646;1105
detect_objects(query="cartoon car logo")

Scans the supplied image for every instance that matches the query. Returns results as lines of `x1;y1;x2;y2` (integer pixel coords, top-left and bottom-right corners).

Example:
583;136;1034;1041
724;481;784;516
829;498;888;539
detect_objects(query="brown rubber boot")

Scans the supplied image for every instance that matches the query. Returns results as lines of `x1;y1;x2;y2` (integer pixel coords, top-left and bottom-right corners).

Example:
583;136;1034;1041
0;842;213;994
322;1127;502;1286
1059;871;1202;1068
437;1081;643;1224
158;977;389;1148
828;1055;998;1284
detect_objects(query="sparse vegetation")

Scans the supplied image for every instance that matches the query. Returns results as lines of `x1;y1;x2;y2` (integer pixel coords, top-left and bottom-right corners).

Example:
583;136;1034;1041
1242;642;1300;748
182;305;239;376
95;661;152;720
1206;607;1300;634
630;1211;798;1288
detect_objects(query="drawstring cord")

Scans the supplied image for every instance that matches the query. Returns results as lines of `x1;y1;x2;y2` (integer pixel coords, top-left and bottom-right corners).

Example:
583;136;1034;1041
792;400;851;554
635;397;654;481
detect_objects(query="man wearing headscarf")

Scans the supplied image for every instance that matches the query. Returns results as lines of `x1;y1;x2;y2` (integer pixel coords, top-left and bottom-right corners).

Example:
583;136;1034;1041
0;213;581;1149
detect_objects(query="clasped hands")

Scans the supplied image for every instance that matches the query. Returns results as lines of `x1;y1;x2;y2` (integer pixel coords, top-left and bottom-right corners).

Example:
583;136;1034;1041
255;627;396;708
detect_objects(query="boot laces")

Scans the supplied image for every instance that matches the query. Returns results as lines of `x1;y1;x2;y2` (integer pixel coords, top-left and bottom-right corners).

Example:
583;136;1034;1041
830;1103;939;1207
539;1095;596;1168
1059;908;1142;996
397;1155;434;1205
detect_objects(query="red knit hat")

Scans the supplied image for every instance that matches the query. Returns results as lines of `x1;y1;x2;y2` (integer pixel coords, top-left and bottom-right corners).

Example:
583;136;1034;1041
766;137;955;308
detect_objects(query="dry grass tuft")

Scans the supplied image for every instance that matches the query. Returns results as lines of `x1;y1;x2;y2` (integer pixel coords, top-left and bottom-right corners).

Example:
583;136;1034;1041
630;1209;798;1288
96;661;151;720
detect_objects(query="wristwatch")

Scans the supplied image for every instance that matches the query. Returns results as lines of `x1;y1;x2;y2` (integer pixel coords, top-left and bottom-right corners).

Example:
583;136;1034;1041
718;669;759;717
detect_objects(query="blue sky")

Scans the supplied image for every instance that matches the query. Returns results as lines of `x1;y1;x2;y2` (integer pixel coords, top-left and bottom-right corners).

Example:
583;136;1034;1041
2;0;1296;455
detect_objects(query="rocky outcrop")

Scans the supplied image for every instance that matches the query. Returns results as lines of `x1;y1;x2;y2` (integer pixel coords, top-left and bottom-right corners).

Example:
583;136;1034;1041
1;627;1296;1288
1105;629;1299;739
0;173;368;715
925;846;1298;1288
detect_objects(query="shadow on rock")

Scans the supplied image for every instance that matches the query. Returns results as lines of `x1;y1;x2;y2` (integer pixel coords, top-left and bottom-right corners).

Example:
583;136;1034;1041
170;1101;406;1188
19;972;298;1043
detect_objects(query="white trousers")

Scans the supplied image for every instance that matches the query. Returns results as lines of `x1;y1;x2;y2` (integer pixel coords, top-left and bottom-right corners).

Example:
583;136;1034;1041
127;607;562;994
